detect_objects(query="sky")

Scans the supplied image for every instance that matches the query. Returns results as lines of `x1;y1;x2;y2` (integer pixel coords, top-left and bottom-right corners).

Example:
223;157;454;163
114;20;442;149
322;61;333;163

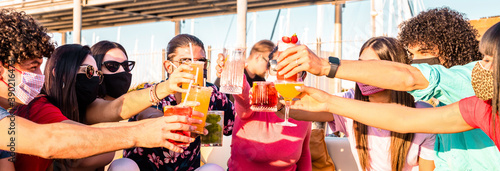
46;0;500;88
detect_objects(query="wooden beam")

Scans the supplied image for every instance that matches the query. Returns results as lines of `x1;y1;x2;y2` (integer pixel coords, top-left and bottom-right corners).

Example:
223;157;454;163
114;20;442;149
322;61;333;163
104;0;177;9
143;0;235;15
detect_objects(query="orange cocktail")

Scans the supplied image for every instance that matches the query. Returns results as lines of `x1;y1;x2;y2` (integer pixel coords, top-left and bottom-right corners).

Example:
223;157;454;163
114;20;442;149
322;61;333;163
274;82;304;101
182;61;205;101
163;106;192;146
185;85;213;134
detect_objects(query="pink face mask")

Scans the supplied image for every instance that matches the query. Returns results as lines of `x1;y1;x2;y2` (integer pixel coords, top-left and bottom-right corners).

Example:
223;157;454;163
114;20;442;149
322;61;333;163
356;82;385;96
1;67;45;104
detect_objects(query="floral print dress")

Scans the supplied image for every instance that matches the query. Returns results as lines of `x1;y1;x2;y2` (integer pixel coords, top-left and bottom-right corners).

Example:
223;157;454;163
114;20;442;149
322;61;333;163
123;82;235;171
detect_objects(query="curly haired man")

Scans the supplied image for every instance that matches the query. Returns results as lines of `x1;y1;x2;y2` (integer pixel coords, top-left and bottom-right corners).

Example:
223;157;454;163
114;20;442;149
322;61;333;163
0;9;198;170
276;7;500;170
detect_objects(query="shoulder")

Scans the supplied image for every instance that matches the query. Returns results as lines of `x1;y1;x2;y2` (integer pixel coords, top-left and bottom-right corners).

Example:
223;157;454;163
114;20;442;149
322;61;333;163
459;96;488;110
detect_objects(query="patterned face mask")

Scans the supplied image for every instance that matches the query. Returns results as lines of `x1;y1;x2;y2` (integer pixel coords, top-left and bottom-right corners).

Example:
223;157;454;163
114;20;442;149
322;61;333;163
1;66;45;104
356;82;386;96
471;62;494;100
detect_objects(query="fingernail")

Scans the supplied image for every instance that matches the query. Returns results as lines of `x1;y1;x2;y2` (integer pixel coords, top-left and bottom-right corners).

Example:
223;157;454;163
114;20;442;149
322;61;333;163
295;86;302;90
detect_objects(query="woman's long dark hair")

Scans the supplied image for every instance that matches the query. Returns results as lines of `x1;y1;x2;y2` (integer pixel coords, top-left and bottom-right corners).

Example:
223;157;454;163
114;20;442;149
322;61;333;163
478;22;500;140
354;37;416;171
91;40;128;97
44;44;90;122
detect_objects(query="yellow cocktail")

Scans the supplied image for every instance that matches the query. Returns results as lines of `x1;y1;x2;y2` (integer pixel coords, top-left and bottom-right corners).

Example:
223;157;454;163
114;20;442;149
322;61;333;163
185;85;213;134
182;61;205;101
274;82;304;101
274;81;303;127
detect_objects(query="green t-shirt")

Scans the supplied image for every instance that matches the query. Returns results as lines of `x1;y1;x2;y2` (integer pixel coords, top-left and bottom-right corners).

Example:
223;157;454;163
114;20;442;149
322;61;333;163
410;61;500;170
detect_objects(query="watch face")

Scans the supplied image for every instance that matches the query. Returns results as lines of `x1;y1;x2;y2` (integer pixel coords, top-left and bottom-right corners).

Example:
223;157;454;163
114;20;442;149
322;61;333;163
329;56;340;65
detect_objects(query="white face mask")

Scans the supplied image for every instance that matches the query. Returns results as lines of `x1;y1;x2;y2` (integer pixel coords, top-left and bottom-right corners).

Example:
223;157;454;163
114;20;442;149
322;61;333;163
1;67;45;104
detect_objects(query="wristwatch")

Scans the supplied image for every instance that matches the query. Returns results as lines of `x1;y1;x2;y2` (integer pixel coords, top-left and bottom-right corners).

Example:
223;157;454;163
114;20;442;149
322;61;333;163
326;56;340;78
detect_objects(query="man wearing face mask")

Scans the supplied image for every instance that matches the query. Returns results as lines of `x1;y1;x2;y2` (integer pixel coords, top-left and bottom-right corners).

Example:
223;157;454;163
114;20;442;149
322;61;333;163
0;9;199;166
277;7;500;170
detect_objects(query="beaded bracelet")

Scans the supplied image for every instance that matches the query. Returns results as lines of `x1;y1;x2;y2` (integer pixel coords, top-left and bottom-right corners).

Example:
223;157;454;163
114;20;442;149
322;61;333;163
149;84;161;105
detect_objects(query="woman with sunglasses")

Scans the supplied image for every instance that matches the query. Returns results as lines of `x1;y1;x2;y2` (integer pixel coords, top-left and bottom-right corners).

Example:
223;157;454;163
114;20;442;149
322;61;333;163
77;40;195;125
123;34;234;171
91;41;135;100
292;22;500;151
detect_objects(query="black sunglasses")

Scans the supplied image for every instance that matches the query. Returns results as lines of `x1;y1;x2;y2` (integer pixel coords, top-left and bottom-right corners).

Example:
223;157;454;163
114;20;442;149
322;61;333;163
103;60;135;72
79;65;103;84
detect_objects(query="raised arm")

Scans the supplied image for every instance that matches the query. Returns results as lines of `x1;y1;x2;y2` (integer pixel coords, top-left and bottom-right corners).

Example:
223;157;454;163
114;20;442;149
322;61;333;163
293;86;473;134
85;65;194;124
0;115;197;159
276;45;429;91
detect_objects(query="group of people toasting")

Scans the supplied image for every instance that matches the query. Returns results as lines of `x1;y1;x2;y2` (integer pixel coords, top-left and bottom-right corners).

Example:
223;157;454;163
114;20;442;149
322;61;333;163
1;5;500;171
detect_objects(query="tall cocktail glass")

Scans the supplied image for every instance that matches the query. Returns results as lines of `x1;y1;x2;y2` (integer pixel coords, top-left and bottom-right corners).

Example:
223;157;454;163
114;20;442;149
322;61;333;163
185;85;213;135
220;48;245;94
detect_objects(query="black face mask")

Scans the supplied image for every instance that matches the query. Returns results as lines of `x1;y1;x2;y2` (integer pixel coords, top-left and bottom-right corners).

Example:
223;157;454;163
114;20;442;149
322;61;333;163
103;72;132;98
75;74;100;110
412;57;441;65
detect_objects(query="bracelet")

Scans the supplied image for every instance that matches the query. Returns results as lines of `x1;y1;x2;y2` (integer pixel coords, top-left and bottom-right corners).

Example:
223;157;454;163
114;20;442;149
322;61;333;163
152;83;161;102
149;84;161;105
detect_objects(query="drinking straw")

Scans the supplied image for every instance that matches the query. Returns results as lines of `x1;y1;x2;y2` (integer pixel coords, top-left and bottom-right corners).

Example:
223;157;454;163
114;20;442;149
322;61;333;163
189;42;194;62
182;68;199;106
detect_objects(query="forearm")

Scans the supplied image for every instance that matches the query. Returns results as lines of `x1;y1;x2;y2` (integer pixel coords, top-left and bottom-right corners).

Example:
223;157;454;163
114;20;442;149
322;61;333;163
334;60;428;91
233;76;253;119
86;82;171;124
11;117;137;159
326;95;471;134
280;104;334;122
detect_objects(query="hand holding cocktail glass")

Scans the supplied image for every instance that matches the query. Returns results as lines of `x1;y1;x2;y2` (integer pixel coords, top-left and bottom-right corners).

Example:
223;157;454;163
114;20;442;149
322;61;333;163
163;64;196;95
276;45;330;78
219;48;246;94
286;86;331;113
163;103;209;147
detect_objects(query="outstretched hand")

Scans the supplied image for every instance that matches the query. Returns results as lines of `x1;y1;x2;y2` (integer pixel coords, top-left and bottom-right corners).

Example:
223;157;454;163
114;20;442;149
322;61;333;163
162;64;194;94
276;45;330;78
134;116;197;153
290;86;332;113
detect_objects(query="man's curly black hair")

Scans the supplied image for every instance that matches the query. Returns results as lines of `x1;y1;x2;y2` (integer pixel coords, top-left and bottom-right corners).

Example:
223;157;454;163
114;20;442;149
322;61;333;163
0;9;54;67
398;7;482;68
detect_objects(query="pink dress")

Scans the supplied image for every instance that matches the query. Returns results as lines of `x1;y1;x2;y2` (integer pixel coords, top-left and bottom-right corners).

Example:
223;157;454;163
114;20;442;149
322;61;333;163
227;76;312;171
329;89;436;171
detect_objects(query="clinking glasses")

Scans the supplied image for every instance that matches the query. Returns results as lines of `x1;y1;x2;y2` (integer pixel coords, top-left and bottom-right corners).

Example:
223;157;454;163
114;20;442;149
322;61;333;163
103;60;136;72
